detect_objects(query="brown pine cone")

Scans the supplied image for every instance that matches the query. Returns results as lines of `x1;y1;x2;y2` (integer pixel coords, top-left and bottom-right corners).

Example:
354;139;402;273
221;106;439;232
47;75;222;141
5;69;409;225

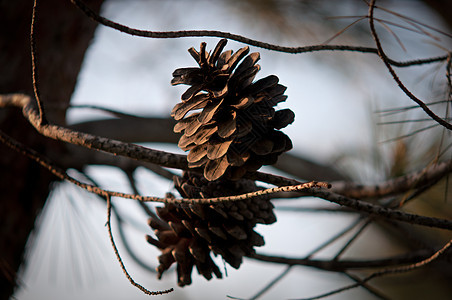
146;172;276;287
171;39;294;181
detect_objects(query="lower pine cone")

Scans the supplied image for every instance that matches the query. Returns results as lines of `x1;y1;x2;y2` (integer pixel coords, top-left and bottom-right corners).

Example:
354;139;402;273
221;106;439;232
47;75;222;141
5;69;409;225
146;172;276;286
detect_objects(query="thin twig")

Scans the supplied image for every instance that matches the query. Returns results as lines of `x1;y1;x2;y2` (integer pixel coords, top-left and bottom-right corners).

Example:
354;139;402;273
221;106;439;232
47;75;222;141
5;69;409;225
368;0;452;130
379;123;439;143
377;118;452;125
375;100;449;116
376;19;406;52
374;17;439;39
252;160;452;200
249;247;449;270
333;219;373;260
294;238;452;300
311;188;452;230
68;0;447;67
105;195;174;295
110;197;157;273
30;0;47;125
375;4;452;39
305;217;364;259
343;272;390;300
322;16;366;45
330;160;452;199
249;266;293;300
124;170;165;226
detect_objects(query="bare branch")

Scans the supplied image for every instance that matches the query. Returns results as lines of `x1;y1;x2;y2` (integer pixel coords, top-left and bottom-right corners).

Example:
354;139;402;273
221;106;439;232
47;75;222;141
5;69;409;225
311;189;452;230
105;195;174;295
305;217;365;259
30;0;47;125
331;160;452;198
249;247;448;271
71;117;346;181
368;0;452;130
332;219;373;260
294;238;452;300
69;117;178;144
249;266;293;300
69;0;447;67
251;160;451;201
343;272;390;300
0;93;188;169
252;168;452;230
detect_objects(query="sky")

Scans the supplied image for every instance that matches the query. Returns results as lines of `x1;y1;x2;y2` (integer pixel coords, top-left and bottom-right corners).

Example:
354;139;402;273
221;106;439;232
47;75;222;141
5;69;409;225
13;0;451;299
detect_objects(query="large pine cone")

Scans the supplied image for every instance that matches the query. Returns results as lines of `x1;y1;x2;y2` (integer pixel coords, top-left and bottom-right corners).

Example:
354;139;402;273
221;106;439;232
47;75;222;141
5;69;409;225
171;39;294;181
146;172;276;286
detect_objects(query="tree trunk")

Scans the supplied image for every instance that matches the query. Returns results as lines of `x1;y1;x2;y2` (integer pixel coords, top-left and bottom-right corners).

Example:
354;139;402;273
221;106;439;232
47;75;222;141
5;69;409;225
0;0;103;298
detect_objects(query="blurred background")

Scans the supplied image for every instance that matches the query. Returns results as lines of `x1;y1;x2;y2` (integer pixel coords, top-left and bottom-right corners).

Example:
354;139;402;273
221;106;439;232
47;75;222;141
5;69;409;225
5;0;451;299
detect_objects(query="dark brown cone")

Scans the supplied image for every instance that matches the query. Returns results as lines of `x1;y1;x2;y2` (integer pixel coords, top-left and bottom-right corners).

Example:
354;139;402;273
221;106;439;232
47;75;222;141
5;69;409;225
171;39;294;181
146;172;275;286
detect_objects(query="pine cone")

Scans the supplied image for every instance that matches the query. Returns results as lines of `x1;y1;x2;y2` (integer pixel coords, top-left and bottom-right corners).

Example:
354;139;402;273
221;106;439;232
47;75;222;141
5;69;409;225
146;172;276;286
171;39;294;181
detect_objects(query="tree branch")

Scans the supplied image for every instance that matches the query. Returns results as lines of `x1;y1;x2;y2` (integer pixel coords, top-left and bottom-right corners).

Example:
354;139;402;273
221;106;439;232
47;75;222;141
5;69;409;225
69;0;447;67
30;0;47;125
311;189;452;230
252;160;452;200
368;0;452;130
70;116;347;181
330;160;452;198
105;195;173;295
249;247;450;271
0;93;188;169
69;117;178;144
295;238;452;299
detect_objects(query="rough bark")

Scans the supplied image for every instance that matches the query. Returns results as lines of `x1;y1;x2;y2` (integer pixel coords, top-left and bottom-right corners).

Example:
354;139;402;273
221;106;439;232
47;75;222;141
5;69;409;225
0;0;103;298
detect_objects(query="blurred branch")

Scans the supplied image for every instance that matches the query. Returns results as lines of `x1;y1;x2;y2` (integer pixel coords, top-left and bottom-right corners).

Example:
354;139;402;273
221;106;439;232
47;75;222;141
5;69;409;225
343;272;390;300
70;117;178;144
248;266;293;300
0;93;188;169
311;188;452;230
69;0;448;67
256;160;451;200
249;247;450;270
297;238;452;300
331;160;452;198
305;217;364;259
274;153;346;181
71;116;346;181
